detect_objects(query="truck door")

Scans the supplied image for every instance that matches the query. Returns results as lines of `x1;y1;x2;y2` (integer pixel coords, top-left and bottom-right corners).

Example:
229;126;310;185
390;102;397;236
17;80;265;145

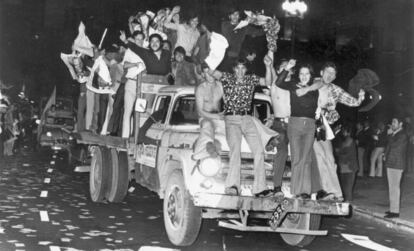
135;95;171;192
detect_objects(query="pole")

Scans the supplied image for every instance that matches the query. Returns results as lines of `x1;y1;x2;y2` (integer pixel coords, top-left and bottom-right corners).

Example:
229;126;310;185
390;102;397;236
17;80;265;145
290;17;296;57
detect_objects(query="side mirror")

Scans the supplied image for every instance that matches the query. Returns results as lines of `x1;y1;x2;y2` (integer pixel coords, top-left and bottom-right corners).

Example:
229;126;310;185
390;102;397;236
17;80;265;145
135;98;147;113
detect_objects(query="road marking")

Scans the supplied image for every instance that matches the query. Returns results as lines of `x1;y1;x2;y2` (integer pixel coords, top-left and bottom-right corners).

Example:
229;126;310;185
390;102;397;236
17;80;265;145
49;246;61;251
138;247;179;251
40;191;48;198
341;233;399;251
40;211;49;222
44;178;51;184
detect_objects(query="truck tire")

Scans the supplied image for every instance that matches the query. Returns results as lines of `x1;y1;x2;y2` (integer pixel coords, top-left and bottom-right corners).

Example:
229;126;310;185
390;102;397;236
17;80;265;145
280;213;321;247
89;146;111;202
163;170;202;246
107;150;129;203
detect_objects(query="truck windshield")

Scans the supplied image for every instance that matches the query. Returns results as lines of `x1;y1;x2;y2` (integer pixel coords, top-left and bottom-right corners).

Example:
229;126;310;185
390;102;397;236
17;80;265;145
170;95;199;125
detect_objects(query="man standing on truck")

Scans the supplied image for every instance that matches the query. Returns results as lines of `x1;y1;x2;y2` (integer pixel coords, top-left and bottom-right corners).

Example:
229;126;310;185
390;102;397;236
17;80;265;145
209;53;274;197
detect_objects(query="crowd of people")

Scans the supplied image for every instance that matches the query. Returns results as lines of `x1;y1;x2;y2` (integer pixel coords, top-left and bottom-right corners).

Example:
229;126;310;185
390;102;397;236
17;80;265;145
55;4;414;216
0;82;38;160
333;116;414;218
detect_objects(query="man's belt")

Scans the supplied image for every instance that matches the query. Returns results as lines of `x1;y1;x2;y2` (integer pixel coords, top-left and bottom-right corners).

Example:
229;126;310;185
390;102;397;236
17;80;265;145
275;117;289;123
224;110;252;116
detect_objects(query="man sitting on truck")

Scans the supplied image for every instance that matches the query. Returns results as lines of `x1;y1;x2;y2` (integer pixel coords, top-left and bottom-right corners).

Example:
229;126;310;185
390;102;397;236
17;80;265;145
193;62;224;160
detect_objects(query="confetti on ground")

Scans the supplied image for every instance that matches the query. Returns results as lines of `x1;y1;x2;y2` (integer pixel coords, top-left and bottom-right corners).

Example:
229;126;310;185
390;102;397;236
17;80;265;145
50;161;55;165
38;241;52;245
15;243;25;247
22;163;31;167
40;211;50;222
47;168;53;173
44;178;51;184
50;246;61;251
128;187;135;193
60;238;71;242
147;216;159;220
40;191;48;198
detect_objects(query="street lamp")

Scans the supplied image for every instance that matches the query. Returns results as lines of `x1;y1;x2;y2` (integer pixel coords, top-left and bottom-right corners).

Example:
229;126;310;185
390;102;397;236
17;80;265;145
282;0;308;56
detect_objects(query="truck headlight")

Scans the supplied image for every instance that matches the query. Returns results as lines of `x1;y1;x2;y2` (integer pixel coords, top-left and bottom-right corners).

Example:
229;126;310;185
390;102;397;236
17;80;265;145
198;157;221;177
46;132;52;137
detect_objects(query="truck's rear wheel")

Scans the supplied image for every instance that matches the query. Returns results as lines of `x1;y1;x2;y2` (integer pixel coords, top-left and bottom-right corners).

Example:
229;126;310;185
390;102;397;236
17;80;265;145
280;213;321;247
107;150;129;203
89;146;110;202
163;171;202;246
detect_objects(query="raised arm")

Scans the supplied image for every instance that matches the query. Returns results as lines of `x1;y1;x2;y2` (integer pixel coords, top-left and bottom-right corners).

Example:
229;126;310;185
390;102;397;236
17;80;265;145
261;52;273;87
333;85;365;107
274;59;296;87
164;6;180;30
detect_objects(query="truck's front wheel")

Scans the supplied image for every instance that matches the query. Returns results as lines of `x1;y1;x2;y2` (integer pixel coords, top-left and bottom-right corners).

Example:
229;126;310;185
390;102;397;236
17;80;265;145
163;170;202;246
280;213;321;247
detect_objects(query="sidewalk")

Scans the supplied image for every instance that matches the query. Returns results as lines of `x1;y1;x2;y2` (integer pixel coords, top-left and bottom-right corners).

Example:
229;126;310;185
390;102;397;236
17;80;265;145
352;171;414;233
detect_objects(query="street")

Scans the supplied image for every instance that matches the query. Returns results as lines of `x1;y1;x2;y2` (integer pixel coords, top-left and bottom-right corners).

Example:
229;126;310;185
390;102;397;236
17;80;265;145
0;146;413;251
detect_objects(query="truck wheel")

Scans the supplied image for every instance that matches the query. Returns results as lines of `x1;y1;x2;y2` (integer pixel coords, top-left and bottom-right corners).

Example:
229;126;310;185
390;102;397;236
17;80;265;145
163;170;202;246
107;150;129;203
89;146;111;202
280;213;321;247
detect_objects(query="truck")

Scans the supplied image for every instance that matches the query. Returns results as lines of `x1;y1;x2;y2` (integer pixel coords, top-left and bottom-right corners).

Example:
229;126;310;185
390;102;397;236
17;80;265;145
38;97;75;151
72;73;350;248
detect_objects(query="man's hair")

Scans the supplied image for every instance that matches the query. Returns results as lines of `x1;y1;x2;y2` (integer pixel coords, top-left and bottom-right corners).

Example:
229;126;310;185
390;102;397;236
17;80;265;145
149;33;163;43
201;61;210;71
227;7;240;16
174;46;186;56
162;40;172;49
232;58;247;68
321;61;337;72
132;30;145;39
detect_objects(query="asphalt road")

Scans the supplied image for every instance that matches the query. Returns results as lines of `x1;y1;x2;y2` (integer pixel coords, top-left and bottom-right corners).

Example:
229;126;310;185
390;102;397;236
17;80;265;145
0;146;413;251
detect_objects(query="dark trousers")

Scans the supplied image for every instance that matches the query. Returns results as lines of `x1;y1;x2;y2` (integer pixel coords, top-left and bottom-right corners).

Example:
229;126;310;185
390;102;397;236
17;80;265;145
271;119;289;188
339;172;356;201
108;83;125;136
77;92;86;131
287;117;316;195
91;93;108;133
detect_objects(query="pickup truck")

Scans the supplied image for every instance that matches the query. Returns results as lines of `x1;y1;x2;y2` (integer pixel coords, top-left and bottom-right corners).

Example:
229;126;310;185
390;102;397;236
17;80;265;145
73;76;350;248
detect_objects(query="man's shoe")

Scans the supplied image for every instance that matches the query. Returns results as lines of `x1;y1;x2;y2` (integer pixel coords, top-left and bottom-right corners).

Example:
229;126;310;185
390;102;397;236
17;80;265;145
224;186;239;196
295;193;311;199
384;212;399;218
255;189;273;198
316;190;328;200
265;136;280;152
273;186;284;198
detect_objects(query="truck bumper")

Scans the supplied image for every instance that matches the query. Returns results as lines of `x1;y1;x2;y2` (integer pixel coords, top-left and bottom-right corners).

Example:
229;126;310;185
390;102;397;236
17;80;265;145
193;193;350;216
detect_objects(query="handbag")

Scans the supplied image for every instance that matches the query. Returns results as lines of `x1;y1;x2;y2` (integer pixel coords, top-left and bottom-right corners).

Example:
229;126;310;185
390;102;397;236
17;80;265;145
315;116;326;141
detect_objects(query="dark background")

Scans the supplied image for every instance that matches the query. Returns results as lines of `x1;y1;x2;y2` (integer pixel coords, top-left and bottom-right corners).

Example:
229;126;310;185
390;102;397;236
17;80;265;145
0;0;413;121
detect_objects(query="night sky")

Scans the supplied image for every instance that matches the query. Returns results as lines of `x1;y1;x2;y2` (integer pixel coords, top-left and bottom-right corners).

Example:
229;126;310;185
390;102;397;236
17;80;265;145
0;0;413;119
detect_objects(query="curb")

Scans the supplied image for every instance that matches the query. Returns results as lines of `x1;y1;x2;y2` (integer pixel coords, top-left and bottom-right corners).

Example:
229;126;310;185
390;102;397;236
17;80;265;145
352;205;414;234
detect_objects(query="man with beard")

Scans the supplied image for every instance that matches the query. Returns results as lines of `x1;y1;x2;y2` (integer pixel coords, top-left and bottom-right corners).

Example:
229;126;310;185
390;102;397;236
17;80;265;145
119;32;171;138
120;31;171;75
